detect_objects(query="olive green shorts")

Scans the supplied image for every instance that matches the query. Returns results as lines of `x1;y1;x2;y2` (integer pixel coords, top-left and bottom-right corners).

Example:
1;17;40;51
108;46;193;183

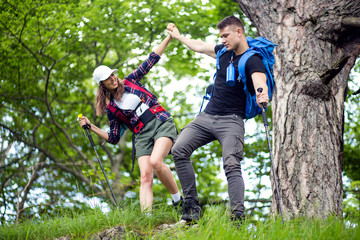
134;117;177;158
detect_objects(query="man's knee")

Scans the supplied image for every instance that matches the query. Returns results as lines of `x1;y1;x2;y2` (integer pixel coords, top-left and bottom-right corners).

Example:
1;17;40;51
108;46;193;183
223;162;242;177
171;140;190;160
171;141;181;158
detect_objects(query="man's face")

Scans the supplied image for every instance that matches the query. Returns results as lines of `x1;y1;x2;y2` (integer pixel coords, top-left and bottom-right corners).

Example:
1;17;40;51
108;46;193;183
219;25;241;51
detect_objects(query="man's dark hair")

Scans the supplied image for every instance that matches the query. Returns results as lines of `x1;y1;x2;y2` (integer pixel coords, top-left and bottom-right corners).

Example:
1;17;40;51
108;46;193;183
216;16;245;32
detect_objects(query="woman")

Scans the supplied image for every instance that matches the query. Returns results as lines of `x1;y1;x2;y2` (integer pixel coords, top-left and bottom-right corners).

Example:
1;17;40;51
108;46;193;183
79;35;182;212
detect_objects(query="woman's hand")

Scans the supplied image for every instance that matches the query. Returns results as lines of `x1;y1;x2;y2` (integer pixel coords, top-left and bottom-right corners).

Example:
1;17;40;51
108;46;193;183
167;23;181;40
78;116;91;129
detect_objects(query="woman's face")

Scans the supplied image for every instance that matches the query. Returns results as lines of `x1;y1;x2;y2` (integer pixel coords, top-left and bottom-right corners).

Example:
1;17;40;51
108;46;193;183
102;73;119;92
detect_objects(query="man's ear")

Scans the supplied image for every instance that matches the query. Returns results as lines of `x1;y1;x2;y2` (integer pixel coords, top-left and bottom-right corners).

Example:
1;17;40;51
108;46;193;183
236;27;242;36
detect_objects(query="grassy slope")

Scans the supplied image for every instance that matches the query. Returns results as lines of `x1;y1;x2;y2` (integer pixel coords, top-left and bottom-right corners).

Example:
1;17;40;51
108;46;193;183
1;203;359;240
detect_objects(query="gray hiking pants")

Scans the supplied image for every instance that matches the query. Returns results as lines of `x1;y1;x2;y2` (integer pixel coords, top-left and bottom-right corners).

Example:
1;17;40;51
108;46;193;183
172;112;245;213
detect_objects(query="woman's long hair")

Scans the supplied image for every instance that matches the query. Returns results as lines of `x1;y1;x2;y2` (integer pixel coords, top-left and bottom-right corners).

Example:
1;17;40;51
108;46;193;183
95;78;124;116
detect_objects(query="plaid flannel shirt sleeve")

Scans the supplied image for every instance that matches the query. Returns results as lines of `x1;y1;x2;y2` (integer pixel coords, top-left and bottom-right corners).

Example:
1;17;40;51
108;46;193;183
125;52;161;82
106;109;121;145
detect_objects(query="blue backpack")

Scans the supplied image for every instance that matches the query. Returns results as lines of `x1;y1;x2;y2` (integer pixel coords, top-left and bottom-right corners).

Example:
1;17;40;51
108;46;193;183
201;36;277;119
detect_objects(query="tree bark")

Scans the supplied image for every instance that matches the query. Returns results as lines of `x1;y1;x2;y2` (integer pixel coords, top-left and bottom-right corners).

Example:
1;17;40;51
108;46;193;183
237;0;360;218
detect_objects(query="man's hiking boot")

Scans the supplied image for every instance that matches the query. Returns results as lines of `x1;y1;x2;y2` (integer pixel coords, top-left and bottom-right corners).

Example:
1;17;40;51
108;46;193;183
172;196;184;212
230;210;245;228
181;199;202;222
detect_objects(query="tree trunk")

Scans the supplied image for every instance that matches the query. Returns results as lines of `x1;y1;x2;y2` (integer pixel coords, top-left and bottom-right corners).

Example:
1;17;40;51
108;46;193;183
237;0;360;218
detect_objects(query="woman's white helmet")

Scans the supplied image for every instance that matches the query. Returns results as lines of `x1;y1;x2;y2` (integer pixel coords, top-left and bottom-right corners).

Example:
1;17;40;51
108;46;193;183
93;65;118;85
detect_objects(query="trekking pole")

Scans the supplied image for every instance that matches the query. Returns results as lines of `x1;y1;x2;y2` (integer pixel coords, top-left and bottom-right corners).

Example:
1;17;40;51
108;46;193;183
256;88;284;222
78;114;118;207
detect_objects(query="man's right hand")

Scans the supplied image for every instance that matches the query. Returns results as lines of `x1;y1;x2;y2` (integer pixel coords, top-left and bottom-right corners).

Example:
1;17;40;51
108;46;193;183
167;23;181;40
166;22;216;58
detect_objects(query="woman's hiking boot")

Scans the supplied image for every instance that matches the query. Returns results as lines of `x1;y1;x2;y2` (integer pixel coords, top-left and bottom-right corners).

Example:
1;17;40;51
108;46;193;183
172;196;184;212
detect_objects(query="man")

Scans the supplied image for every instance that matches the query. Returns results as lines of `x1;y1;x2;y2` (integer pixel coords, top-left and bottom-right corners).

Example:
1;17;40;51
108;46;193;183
167;16;269;222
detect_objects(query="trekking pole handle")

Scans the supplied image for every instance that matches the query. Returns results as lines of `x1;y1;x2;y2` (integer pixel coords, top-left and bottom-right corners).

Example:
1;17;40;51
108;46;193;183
82;125;95;147
82;123;91;130
257;88;268;126
78;114;92;132
256;88;268;110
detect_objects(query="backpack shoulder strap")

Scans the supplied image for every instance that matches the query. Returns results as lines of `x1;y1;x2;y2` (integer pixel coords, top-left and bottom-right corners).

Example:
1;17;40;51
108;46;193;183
237;49;262;119
216;46;228;70
106;102;134;131
237;49;258;85
124;79;156;100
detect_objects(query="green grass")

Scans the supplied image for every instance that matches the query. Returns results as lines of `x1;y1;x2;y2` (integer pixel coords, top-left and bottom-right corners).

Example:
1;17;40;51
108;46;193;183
1;203;359;240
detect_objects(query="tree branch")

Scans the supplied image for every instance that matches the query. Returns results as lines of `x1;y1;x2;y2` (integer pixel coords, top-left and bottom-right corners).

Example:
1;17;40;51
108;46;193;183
17;202;59;214
0;156;22;170
199;198;271;206
319;55;350;85
122;180;139;192
353;88;360;95
247;204;272;213
99;47;110;66
0;123;95;189
0;141;13;160
0;4;45;68
16;153;46;222
342;17;360;28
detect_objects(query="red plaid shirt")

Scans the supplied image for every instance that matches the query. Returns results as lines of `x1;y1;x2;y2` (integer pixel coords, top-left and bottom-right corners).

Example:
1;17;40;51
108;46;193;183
106;52;170;144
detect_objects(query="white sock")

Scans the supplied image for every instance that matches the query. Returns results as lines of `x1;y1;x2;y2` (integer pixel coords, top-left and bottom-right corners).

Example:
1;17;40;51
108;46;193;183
144;212;152;217
171;192;181;203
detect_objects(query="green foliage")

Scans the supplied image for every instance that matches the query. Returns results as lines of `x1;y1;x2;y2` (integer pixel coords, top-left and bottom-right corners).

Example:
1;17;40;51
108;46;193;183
343;181;360;219
1;0;358;226
0;0;247;224
344;64;360;182
343;59;360;214
0;203;359;240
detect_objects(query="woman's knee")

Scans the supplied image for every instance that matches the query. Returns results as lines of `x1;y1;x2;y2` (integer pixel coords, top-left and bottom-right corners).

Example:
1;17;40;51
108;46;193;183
140;171;153;185
149;157;164;170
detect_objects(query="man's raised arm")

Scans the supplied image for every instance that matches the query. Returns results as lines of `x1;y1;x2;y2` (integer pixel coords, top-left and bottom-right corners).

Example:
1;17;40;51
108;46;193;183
167;23;216;59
